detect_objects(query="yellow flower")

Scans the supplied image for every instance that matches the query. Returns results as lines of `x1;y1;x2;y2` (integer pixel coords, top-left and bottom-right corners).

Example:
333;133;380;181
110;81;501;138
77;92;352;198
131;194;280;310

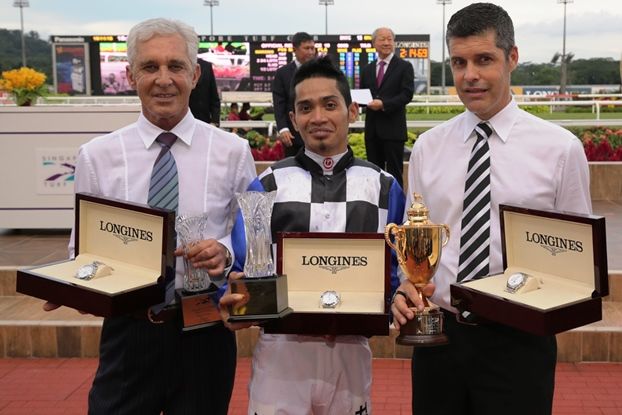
0;67;48;106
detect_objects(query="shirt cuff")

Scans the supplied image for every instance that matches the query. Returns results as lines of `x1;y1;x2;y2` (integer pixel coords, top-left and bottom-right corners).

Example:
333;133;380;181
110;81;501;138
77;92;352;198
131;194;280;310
217;235;234;282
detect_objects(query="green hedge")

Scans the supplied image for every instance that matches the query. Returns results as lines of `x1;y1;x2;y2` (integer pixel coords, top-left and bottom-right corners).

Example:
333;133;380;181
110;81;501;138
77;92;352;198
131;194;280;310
348;131;418;160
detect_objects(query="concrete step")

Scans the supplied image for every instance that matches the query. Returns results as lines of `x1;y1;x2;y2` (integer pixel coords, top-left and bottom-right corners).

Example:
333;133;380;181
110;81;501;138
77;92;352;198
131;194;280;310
1;269;621;362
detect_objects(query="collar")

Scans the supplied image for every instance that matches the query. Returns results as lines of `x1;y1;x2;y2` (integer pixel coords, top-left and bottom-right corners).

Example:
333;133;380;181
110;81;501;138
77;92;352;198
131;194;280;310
377;53;394;65
304;148;348;173
138;110;196;149
295;146;355;175
462;98;519;144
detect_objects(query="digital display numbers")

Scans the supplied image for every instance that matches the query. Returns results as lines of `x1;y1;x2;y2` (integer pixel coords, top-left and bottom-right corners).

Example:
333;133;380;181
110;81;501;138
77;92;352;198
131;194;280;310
250;42;291;92
400;48;429;59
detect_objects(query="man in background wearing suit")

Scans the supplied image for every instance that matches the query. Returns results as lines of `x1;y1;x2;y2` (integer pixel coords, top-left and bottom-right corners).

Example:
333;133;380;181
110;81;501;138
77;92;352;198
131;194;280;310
272;31;316;157
189;57;221;126
361;27;414;187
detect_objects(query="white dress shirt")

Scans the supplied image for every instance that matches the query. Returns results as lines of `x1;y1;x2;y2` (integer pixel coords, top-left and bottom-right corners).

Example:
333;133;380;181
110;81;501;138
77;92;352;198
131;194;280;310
407;99;592;311
70;110;256;289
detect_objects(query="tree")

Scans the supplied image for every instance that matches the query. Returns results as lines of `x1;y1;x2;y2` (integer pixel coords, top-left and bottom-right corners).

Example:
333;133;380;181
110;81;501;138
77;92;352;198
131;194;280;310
0;29;52;79
551;52;574;94
570;58;620;85
432;58;621;87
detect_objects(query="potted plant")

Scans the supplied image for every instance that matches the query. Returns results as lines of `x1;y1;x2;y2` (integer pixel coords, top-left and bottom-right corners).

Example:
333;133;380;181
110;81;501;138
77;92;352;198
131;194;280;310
0;67;48;106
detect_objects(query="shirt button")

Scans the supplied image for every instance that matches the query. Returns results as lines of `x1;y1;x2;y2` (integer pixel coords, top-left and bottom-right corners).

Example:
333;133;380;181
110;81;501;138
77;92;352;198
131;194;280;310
325;214;330;219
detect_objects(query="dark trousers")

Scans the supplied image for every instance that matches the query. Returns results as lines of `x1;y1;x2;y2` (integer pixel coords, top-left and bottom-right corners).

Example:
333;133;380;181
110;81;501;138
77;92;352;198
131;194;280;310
364;137;405;188
411;311;556;415
88;315;237;415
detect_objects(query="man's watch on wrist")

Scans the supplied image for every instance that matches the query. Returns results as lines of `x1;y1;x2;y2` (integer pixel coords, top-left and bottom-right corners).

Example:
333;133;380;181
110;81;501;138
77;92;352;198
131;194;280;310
224;247;233;268
392;290;409;304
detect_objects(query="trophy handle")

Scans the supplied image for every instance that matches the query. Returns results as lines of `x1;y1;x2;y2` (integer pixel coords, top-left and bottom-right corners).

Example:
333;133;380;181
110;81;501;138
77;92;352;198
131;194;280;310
384;223;400;253
441;224;450;247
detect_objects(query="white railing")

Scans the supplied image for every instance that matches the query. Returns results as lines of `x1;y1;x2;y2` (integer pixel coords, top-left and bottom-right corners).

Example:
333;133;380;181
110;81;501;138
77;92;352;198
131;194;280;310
3;94;621;128
38;95;141;105
404;100;622;119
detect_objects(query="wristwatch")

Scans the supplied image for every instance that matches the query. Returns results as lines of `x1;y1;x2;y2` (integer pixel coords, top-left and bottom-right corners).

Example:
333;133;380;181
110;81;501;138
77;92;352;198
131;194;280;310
224;247;233;268
75;261;113;281
320;290;341;309
505;272;529;294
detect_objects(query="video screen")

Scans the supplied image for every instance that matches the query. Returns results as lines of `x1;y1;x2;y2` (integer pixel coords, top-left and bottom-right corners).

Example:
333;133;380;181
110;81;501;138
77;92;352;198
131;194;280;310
54;44;88;95
99;42;131;95
197;41;250;92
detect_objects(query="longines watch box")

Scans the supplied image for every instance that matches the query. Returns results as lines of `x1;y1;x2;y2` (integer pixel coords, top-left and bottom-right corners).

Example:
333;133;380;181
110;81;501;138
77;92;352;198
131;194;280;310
263;232;391;336
450;204;608;336
16;193;175;317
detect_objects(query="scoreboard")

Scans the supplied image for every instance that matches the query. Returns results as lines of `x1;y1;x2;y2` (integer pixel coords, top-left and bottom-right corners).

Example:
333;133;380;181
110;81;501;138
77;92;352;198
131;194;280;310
51;34;430;96
248;34;430;93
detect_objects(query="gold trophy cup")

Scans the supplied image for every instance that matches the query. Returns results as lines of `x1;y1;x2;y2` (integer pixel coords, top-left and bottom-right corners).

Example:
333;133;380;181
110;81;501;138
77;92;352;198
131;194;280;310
385;194;450;346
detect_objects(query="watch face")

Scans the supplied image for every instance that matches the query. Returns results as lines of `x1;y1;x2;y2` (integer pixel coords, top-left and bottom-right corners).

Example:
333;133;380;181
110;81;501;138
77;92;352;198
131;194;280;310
507;272;527;291
320;291;340;308
507;273;525;288
76;264;96;280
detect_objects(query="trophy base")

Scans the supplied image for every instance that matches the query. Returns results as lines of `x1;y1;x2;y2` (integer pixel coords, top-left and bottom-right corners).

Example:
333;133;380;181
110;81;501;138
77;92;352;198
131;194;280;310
175;288;221;331
228;274;291;322
396;308;449;347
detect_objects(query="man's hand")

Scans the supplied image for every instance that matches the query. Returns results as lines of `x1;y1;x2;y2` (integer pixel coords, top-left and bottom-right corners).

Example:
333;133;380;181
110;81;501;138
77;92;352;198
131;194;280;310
219;271;257;331
42;302;91;315
366;99;384;111
390;282;436;330
278;130;294;147
176;239;229;277
43;302;61;312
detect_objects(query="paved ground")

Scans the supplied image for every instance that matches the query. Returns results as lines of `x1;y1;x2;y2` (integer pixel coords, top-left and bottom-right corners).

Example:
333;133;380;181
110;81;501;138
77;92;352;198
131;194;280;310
0;358;621;414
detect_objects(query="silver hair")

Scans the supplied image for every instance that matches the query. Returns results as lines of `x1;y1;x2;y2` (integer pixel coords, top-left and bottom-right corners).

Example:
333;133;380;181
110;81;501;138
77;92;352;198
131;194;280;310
127;18;198;66
371;27;395;43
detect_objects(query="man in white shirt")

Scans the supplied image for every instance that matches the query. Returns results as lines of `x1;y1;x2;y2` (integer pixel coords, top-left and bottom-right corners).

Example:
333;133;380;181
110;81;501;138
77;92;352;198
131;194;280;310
391;3;591;415
44;18;256;414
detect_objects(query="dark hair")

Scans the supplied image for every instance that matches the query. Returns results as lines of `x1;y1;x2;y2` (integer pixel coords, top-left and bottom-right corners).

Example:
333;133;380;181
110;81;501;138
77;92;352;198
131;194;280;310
292;32;314;48
446;2;515;58
290;56;352;109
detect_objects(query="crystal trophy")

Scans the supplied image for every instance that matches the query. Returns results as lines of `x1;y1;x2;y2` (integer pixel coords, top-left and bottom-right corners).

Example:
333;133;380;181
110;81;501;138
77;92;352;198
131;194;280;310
228;191;292;322
174;214;221;330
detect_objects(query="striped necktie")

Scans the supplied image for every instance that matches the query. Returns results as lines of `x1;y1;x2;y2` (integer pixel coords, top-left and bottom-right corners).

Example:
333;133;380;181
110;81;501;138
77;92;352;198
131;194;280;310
149;132;178;212
148;132;178;313
457;122;492;282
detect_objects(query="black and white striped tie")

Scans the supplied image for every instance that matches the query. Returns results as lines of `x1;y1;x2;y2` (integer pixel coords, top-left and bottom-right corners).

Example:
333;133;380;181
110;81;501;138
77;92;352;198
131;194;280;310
457;122;492;282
